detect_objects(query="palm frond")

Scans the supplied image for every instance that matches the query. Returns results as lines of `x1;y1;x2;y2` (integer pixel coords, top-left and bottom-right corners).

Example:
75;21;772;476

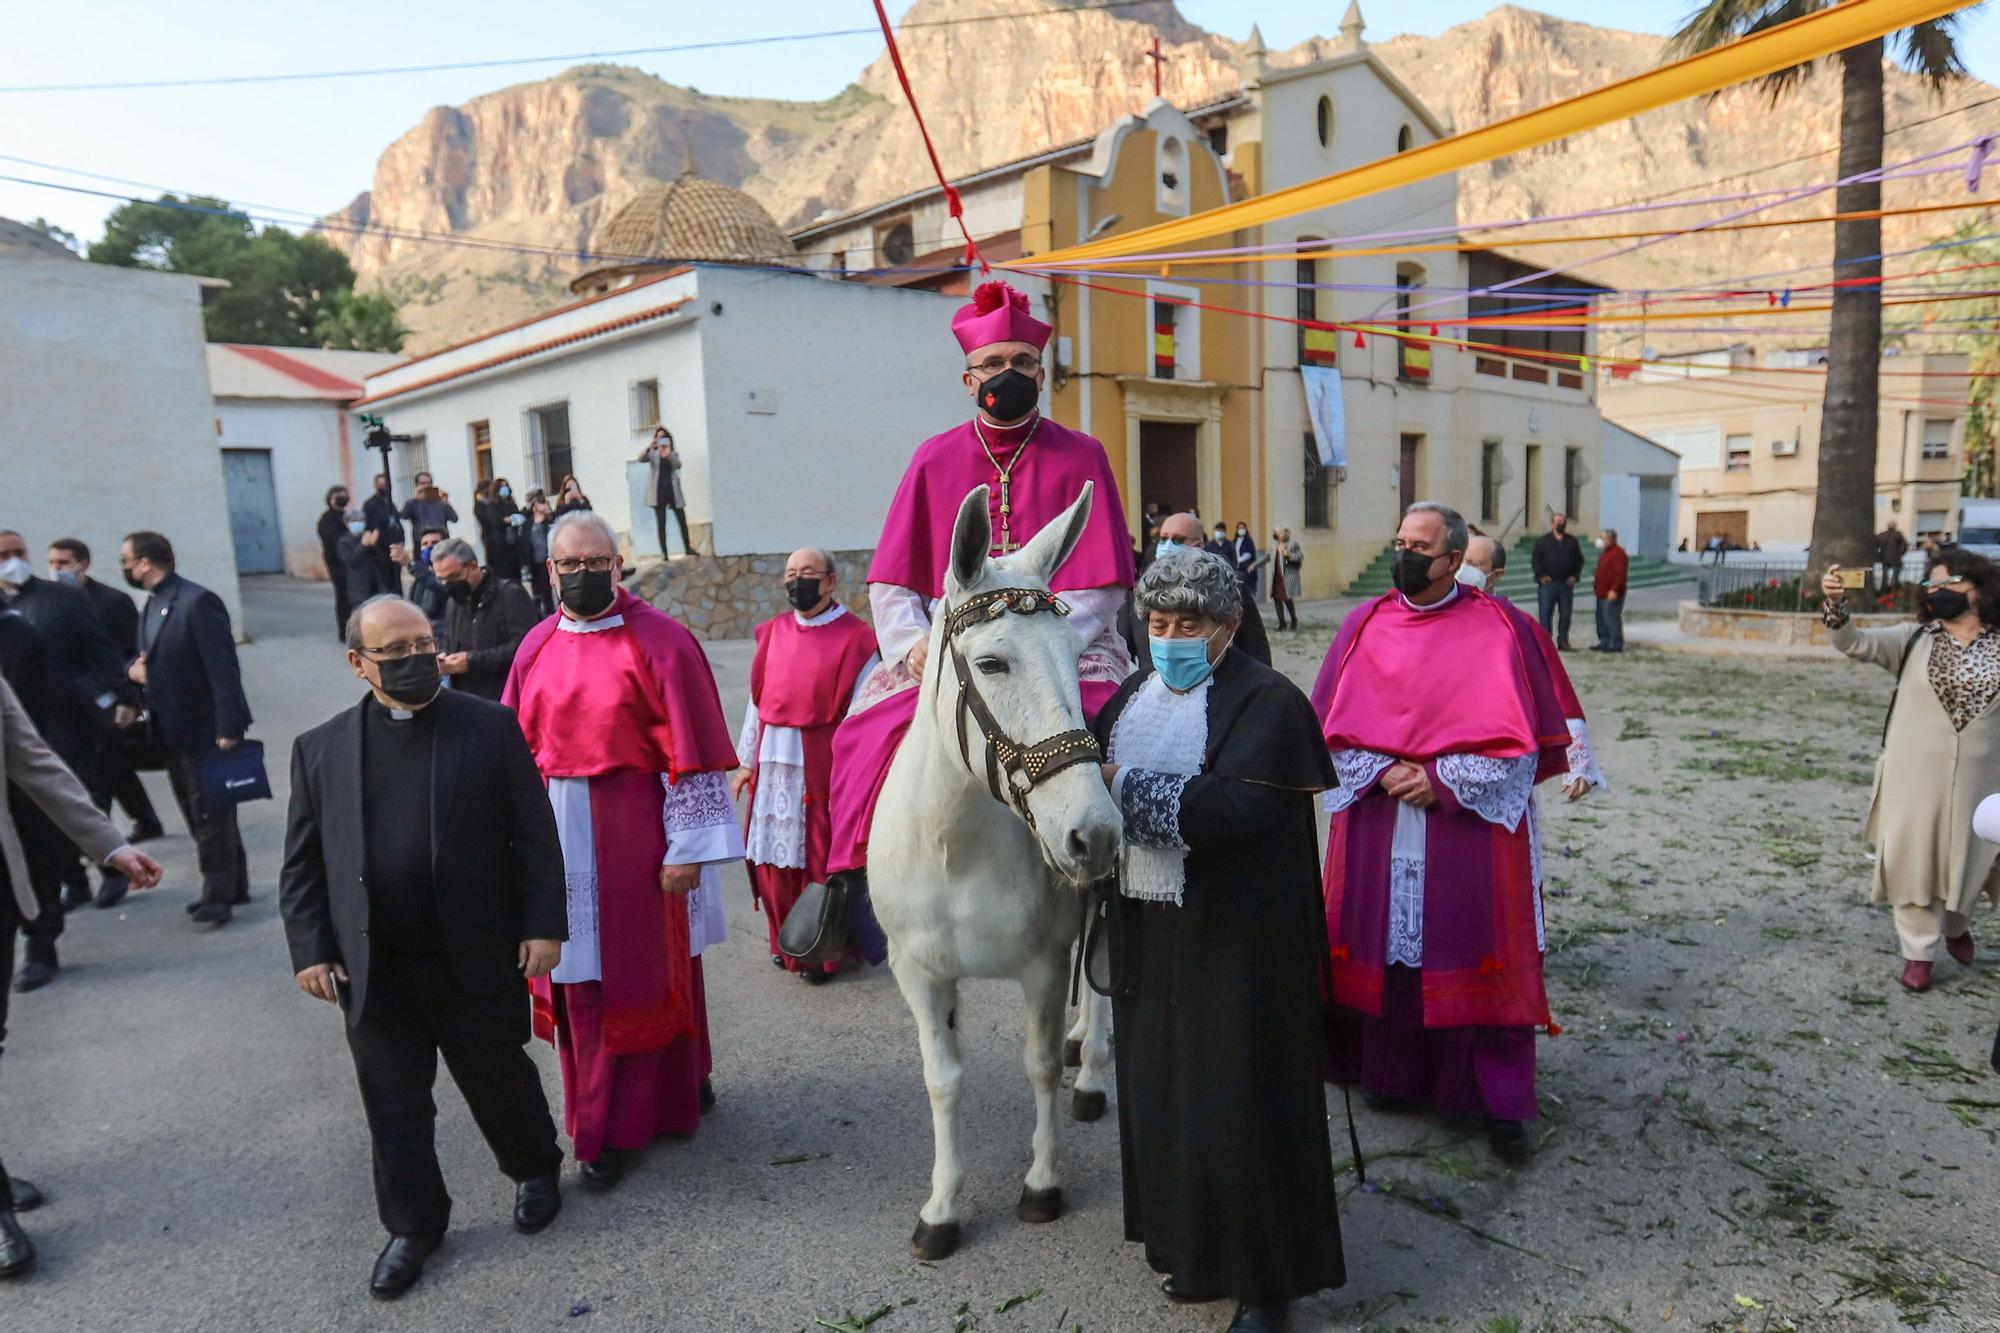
1669;0;1827;101
1897;17;1972;97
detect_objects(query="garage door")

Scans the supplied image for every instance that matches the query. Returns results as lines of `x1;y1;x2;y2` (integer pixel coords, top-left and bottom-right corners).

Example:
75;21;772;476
220;448;284;574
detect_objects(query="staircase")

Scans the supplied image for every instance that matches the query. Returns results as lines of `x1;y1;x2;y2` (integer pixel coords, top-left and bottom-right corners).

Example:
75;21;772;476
1340;535;1691;601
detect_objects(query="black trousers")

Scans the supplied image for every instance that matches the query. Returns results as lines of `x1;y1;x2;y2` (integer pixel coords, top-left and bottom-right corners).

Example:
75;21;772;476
344;956;561;1238
331;574;353;641
527;559;552;617
164;752;250;907
9;794;71;963
103;745;161;830
1;864;18;1209
652;504;693;558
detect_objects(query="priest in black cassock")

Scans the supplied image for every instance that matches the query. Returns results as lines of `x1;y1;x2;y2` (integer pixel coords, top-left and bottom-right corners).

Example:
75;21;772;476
1091;549;1343;1333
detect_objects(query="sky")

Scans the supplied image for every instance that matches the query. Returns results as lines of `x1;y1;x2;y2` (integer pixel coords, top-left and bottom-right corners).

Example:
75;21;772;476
4;0;1998;247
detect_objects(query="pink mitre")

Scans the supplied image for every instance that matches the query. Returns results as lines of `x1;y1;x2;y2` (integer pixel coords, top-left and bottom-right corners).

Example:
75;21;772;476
951;280;1051;354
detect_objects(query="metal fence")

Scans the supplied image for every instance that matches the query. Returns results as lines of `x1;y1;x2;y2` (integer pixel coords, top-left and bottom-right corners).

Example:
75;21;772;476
1696;562;1923;614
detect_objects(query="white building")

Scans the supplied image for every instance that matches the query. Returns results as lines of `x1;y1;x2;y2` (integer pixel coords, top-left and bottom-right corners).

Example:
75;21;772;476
1598;421;1681;560
0;248;244;626
206;344;401;579
354;260;969;634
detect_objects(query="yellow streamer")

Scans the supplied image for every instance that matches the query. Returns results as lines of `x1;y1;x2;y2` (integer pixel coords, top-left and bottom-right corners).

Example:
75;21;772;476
1011;0;1976;268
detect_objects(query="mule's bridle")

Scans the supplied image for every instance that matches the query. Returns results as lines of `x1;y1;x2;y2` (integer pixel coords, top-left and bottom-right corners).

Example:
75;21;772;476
934;586;1103;825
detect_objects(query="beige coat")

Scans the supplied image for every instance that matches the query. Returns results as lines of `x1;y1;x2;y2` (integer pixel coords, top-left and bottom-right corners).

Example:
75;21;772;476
0;675;122;921
1833;619;2000;912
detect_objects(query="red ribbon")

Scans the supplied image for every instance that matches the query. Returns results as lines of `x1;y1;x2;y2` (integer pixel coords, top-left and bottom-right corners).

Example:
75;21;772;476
873;2;987;275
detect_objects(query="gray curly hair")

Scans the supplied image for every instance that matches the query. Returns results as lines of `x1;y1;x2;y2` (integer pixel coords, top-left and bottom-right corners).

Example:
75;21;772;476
1136;548;1243;621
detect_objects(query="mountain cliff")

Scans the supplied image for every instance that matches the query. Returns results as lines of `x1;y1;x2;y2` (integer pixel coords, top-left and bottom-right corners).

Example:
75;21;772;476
318;0;1995;351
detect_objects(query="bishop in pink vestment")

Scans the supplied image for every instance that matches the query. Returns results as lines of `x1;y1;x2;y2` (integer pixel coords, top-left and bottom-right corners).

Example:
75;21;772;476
826;282;1135;904
504;561;741;1179
734;551;879;978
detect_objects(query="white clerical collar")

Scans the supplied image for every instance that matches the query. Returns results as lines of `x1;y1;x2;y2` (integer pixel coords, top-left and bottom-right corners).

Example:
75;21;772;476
1399;584;1461;613
794;602;847;628
557;612;626;634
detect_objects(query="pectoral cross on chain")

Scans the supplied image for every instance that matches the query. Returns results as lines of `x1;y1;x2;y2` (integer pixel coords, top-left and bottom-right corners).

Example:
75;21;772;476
974;415;1040;557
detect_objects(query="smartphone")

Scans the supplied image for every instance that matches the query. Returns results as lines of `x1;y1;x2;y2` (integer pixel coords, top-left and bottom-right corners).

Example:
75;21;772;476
1837;567;1867;590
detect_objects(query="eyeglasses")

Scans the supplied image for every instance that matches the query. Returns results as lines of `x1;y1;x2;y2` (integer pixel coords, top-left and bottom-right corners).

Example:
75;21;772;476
1922;575;1972;590
359;637;437;660
1162;534;1202;547
967;353;1042;377
551;556;616;575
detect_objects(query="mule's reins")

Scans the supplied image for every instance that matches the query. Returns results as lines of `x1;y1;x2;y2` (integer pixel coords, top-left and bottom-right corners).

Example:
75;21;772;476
933;587;1103;827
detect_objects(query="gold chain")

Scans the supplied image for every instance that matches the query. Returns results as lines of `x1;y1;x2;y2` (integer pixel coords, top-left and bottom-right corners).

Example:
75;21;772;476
972;413;1041;554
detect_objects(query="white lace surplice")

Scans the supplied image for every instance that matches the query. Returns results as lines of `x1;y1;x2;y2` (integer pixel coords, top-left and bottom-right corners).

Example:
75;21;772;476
1106;673;1209;906
738;605;876;869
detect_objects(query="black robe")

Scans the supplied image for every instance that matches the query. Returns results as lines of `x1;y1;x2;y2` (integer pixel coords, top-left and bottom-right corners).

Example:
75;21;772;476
1092;647;1344;1304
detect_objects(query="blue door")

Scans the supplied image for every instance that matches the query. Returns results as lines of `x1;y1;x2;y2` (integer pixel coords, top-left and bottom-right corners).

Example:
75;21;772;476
220;449;284;574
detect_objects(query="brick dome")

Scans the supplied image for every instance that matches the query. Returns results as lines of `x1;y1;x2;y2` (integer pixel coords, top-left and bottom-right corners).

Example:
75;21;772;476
571;171;797;295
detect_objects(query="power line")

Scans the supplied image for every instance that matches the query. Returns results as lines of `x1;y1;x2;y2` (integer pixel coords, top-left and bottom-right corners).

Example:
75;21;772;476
0;1;1184;94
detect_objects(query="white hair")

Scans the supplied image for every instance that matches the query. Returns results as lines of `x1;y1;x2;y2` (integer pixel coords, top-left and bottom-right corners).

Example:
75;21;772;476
1136;548;1243;621
549;510;619;554
1406;501;1469;554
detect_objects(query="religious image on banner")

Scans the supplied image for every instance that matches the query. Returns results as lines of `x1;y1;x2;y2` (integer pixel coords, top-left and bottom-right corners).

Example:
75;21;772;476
1301;365;1347;469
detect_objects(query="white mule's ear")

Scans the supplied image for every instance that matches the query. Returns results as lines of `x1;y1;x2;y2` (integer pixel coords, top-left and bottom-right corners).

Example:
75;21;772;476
1011;481;1093;585
946;485;992;595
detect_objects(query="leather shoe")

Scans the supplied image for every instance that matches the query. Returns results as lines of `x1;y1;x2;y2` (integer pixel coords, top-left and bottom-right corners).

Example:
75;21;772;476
1486;1117;1532;1167
185;901;202;915
1227;1300;1290;1331
1900;959;1934;993
58;880;90;913
1364;1092;1423;1114
12;960;56;994
127;818;165;844
1160;1274;1223;1305
699;1078;716;1114
577;1154;624;1191
6;1177;43;1212
0;1212;34;1279
369;1233;441;1300
513;1174;561;1234
190;902;232;927
94;873;128;909
1947;932;1976;966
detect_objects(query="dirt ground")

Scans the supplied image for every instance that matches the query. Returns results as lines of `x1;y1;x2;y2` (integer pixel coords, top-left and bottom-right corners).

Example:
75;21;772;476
1263;614;2000;1332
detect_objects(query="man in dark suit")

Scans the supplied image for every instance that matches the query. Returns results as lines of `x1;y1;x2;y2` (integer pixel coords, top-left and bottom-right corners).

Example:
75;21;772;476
281;595;566;1300
317;485;355;640
0;529;137;916
427;538;541;702
119;531;253;926
362;474;406;598
45;538;165;845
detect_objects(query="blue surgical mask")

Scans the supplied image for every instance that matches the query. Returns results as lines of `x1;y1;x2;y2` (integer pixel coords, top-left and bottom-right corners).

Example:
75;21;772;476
1150;626;1227;692
498;486;512;499
1154;539;1181;561
347;520;366;535
51;568;79;585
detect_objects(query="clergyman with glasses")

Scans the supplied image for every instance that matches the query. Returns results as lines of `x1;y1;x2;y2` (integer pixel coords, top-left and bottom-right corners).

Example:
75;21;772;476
1821;549;2000;994
822;280;1135;961
501;512;743;1190
279;594;567;1298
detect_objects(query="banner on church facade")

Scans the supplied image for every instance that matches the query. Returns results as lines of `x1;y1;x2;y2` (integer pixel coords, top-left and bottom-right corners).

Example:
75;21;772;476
1301;366;1346;469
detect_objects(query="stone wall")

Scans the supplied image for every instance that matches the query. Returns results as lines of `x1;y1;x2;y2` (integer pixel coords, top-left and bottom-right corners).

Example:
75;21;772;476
631;549;876;641
1677;601;1905;647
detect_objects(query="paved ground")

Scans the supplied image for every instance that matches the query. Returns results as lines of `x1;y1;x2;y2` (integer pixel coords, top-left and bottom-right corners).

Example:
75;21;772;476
9;574;1999;1332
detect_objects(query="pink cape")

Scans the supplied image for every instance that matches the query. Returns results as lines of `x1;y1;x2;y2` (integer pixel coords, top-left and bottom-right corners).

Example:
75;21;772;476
866;415;1136;595
746;607;879;884
1312;589;1570;768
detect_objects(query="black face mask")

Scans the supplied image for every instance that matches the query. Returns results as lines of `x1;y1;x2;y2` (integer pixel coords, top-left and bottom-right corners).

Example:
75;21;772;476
331;496;348;510
559;568;616;618
445;578;474;603
975;367;1039;423
785;577;826;614
1553;522;1567;534
122;566;145;590
1393;548;1442;597
375;652;441;707
1925;587;1972;622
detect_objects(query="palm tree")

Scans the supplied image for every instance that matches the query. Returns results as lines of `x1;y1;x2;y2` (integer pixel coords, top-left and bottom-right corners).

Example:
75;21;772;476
1670;5;1970;576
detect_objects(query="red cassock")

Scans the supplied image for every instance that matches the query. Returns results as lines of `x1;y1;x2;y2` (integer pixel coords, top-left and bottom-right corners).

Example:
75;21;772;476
743;608;877;972
504;589;738;1157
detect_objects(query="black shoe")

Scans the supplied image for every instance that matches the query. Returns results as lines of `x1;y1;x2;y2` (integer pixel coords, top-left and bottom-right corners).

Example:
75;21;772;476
1486;1117;1532;1167
1363;1091;1423;1114
58;880;91;913
190;903;232;927
185;901;202;916
1557;640;1575;652
1227;1300;1290;1332
127;818;165;844
512;1174;562;1234
770;953;786;969
6;1177;43;1212
94;873;129;909
1160;1274;1223;1305
1589;644;1609;652
0;1212;33;1279
12;960;56;994
698;1078;717;1114
368;1233;441;1300
799;969;828;986
577;1154;624;1191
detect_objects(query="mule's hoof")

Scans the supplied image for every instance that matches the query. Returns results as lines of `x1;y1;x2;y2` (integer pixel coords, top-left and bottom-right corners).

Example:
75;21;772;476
1062;1037;1082;1068
1071;1088;1107;1122
1016;1186;1064;1224
910;1219;961;1261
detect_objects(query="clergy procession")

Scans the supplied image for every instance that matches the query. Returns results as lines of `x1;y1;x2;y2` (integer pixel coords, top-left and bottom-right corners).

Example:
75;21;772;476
13;0;2000;1326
